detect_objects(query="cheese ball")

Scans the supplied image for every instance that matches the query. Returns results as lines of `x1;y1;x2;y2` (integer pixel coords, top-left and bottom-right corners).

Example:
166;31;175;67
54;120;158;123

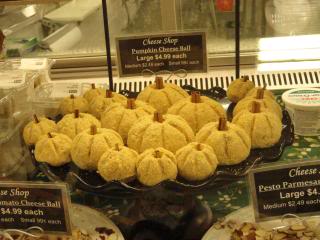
83;84;105;103
23;115;57;145
35;132;72;166
137;148;178;186
176;142;218;181
60;95;89;115
227;76;255;103
98;145;138;182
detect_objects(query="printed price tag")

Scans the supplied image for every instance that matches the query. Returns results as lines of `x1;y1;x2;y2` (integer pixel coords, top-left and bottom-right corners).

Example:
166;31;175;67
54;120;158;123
20;58;48;70
116;32;207;77
50;83;81;98
248;161;320;221
0;71;25;88
0;182;71;235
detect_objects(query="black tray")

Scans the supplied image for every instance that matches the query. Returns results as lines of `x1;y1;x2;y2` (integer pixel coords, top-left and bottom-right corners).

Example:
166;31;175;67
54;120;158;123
31;85;294;195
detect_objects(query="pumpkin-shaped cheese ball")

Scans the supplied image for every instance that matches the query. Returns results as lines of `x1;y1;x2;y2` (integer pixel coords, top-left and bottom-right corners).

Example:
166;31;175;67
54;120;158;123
98;144;138;182
23;115;57;145
35;133;72;167
128;112;195;153
101;99;155;143
137;148;177;186
176;142;218;181
57;110;101;139
137;76;189;114
89;90;127;118
246;86;276;100
83;84;105;103
232;102;282;149
233;89;282;119
227;76;255;103
71;125;124;170
60;94;89;115
168;92;226;133
196;118;251;165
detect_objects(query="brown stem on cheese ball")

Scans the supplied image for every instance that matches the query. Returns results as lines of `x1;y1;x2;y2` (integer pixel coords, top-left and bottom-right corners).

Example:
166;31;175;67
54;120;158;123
33;114;40;124
251;101;261;113
91;125;97;135
127;99;136;109
106;90;113;98
74;109;80;118
218;118;228;131
154;150;161;158
191;92;201;103
196;143;202;151
263;84;267;90
114;143;120;151
153;112;164;123
91;83;96;89
155;76;164;89
48;132;53;138
70;94;75;99
256;89;265;99
243;75;249;82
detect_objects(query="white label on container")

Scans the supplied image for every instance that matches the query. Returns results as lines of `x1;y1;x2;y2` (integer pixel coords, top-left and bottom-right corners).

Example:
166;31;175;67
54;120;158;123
0;72;25;88
50;83;81;98
287;89;320;106
20;58;48;70
293;109;320;136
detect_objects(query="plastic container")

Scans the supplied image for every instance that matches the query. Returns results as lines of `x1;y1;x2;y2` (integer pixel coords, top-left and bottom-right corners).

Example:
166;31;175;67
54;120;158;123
32;82;107;118
0;120;30;181
282;88;320;136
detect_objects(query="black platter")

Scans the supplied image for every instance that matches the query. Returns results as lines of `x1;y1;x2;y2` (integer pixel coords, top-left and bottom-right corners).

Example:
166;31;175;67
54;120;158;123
30;85;294;196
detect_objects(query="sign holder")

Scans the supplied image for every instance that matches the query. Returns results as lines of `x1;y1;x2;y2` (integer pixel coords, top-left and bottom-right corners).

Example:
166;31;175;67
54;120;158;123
101;0;114;91
235;0;241;78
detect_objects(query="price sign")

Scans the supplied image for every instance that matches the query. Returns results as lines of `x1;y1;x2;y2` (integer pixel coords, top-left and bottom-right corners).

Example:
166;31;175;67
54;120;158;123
248;161;320;221
0;182;71;235
116;32;207;77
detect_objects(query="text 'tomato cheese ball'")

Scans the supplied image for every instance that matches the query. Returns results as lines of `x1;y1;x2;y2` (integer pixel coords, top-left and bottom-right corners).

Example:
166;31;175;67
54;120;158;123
71;126;124;170
128;112;194;153
137;148;177;186
168;91;226;133
196;118;251;165
137;77;189;114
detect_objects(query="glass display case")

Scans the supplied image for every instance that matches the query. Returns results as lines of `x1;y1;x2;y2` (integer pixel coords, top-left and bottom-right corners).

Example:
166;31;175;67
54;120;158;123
1;1;320;240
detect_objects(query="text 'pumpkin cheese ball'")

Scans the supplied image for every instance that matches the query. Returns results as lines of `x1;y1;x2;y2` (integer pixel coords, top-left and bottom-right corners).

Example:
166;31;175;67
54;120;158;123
168;91;226;133
89;90;127;119
59;94;89;115
128;112;195;153
227;76;255;103
137;148;178;186
35;132;72;167
196;118;251;165
137;76;189;114
83;83;105;103
23;115;57;145
57;110;101;139
233;89;282;120
101;99;155;143
98;144;138;182
176;142;218;181
71;125;124;170
232;101;282;149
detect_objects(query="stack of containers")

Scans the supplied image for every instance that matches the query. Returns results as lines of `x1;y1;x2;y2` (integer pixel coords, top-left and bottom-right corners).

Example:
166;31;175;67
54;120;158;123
0;62;38;180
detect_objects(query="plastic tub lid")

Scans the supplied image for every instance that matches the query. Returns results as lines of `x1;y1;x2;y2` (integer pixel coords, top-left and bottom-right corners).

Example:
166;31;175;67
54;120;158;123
282;87;320;110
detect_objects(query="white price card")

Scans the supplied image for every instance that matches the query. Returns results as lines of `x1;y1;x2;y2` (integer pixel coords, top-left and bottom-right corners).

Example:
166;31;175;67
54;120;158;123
20;58;48;70
0;71;25;88
50;83;81;98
